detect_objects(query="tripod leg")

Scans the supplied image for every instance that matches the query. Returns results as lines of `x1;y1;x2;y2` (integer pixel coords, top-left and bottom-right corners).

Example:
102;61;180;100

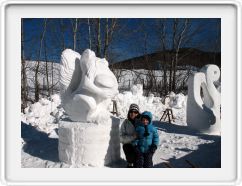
160;111;166;121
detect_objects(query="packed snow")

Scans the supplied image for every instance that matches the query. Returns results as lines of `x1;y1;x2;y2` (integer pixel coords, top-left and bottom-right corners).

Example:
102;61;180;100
21;84;221;168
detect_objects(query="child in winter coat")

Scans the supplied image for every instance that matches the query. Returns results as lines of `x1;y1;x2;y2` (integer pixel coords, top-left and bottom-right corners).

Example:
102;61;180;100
120;103;140;168
132;111;159;168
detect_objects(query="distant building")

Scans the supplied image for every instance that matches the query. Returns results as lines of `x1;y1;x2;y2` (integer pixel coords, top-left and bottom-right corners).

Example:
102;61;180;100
110;48;221;70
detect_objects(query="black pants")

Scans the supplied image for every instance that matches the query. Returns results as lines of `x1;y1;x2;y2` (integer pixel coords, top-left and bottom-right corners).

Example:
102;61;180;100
135;151;153;168
123;144;136;164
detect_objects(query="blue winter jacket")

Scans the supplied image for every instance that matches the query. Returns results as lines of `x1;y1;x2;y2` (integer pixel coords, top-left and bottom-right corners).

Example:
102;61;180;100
132;111;159;153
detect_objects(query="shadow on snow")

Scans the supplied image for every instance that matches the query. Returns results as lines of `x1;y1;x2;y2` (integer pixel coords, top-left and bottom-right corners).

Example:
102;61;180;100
21;122;59;162
153;120;221;168
21;120;221;168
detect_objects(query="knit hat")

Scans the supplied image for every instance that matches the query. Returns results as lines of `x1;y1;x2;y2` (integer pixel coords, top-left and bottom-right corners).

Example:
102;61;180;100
128;103;140;113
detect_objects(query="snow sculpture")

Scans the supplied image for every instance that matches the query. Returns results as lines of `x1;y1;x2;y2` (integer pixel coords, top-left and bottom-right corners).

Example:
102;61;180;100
187;64;221;134
59;49;119;122
58;49;121;167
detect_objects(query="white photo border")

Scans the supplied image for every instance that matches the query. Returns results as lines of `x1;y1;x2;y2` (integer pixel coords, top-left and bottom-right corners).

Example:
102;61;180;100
0;0;242;185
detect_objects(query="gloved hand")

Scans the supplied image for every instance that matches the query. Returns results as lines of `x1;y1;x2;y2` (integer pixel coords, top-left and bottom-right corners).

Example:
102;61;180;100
149;144;157;153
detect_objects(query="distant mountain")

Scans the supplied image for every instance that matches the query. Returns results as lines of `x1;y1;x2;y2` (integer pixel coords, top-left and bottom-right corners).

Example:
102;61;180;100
110;48;221;70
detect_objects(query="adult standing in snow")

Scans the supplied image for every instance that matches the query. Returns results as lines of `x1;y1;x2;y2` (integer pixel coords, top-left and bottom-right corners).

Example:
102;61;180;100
120;103;140;168
132;111;159;168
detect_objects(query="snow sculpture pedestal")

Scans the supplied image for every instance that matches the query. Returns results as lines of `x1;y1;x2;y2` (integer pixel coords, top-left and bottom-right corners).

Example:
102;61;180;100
58;116;121;167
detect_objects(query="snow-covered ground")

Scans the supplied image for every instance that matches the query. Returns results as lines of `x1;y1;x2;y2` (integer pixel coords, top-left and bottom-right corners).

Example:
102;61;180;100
21;60;220;168
21;87;221;168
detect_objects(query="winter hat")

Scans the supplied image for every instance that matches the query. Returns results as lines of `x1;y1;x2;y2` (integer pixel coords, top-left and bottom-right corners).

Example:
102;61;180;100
141;111;152;124
128;103;140;113
141;115;151;123
141;111;153;137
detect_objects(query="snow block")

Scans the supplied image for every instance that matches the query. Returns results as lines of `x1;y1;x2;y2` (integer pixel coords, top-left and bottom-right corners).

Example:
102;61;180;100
58;116;121;167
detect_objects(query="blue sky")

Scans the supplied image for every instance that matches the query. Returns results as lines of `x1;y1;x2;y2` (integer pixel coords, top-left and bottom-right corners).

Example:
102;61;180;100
22;18;220;63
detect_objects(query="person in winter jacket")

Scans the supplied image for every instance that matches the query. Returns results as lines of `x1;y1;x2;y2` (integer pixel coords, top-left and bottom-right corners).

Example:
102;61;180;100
120;103;140;168
132;111;159;168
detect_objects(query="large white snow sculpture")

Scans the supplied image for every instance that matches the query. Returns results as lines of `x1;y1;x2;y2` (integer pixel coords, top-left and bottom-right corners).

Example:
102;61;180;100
187;64;221;134
59;49;119;122
58;49;121;167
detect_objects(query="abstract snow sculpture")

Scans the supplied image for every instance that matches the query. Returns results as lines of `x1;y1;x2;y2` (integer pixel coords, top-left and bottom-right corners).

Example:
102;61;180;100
187;64;221;134
59;49;119;122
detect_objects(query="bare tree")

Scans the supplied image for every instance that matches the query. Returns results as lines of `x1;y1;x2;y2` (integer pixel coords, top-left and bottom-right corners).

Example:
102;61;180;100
171;19;189;92
104;18;109;58
44;36;50;96
70;18;79;51
21;19;28;111
143;32;157;96
87;18;92;50
158;19;169;96
34;18;47;102
103;18;117;59
60;19;66;50
96;18;101;57
85;18;118;59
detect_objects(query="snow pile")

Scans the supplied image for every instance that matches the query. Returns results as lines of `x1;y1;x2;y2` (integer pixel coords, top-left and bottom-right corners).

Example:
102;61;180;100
113;84;187;124
22;94;63;134
21;84;188;137
114;84;163;120
168;92;186;109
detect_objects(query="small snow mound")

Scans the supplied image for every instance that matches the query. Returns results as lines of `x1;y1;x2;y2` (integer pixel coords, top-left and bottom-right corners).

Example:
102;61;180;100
39;98;51;106
172;93;186;109
22;95;63;134
51;94;61;105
